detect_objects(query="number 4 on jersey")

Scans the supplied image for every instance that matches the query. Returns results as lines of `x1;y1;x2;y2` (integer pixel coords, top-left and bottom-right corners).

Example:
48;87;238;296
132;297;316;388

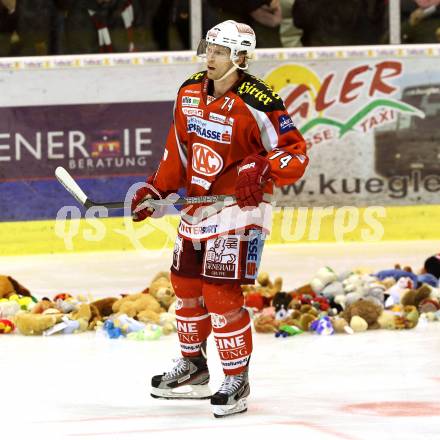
221;97;235;112
269;150;293;169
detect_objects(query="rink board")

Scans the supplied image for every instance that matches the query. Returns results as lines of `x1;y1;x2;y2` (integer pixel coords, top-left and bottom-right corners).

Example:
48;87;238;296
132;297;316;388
0;205;438;256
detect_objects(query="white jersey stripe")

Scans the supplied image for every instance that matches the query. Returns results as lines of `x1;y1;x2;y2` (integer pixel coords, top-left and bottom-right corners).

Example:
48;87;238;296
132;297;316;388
245;103;278;151
173;99;188;168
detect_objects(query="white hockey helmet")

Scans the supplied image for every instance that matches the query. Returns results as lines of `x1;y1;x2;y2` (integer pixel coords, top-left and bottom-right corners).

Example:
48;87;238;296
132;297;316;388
197;20;256;70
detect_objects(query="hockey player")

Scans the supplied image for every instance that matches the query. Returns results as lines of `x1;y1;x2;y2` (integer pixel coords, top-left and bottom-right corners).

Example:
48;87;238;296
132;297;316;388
131;20;309;417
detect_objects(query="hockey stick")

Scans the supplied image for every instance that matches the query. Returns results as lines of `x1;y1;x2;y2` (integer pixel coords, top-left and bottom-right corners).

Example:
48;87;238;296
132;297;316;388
55;166;236;210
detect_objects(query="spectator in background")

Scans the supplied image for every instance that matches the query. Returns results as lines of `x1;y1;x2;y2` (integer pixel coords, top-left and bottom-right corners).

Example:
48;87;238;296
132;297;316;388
87;0;136;52
402;0;440;42
293;0;387;46
151;0;190;50
206;0;282;47
63;0;140;53
63;0;100;54
279;0;302;47
15;0;68;55
0;0;19;56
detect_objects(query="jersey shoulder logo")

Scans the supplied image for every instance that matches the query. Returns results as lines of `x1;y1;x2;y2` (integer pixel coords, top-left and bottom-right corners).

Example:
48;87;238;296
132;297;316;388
278;114;295;134
235;74;285;112
181;71;206;89
192;143;224;176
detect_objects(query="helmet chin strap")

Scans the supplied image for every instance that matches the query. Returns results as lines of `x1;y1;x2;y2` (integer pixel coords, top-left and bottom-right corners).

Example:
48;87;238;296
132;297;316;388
214;64;239;83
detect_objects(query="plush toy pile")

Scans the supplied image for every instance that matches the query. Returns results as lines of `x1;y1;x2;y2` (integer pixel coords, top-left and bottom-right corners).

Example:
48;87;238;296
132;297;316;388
246;253;440;337
0;272;177;340
1;253;439;340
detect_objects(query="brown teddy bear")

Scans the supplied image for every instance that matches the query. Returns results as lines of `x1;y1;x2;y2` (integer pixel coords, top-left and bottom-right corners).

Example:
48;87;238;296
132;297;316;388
146;272;176;311
112;292;164;324
342;298;383;330
401;284;432;310
287;303;319;331
331;317;353;334
70;303;92;324
31;298;60;314
89;297;118;328
253;314;279;333
0;275;31;299
14;313;59;335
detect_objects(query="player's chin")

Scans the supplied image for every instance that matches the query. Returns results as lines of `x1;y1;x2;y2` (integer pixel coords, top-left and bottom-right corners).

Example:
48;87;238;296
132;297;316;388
207;69;223;80
206;70;216;79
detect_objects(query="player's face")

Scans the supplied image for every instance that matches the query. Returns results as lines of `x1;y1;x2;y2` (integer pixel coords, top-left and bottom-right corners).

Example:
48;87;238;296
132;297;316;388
205;44;234;80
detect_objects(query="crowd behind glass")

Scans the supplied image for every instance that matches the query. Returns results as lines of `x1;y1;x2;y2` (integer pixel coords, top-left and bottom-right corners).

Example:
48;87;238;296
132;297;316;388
0;0;439;57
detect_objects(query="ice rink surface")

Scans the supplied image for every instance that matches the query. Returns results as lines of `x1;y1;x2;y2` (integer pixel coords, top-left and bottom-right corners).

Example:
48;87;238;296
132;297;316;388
1;240;440;440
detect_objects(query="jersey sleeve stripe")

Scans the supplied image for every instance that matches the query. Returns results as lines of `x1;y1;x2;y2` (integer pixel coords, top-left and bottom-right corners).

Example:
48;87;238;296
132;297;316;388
173;98;188;168
174;122;188;168
244;103;278;152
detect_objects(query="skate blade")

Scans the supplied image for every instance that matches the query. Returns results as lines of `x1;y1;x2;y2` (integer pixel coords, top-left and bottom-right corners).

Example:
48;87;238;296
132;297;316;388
151;384;212;400
212;398;247;418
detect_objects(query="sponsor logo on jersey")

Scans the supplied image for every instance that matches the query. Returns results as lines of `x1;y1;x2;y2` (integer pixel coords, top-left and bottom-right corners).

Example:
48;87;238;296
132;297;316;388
191;175;212;190
179;223;219;236
187;116;232;144
245;230;264;279
182;107;204;117
204;236;239;279
192;142;223;176
185;89;200;94
221;132;231;143
208;113;234;127
207;95;215;104
182;96;200;107
278;114;296;134
209;112;226;124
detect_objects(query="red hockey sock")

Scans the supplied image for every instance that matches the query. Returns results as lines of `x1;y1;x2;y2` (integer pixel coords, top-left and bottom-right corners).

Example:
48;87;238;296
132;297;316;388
203;282;252;375
171;273;212;357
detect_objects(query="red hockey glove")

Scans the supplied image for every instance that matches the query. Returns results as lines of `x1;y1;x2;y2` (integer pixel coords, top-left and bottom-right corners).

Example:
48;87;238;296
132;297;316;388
235;154;271;210
131;176;164;222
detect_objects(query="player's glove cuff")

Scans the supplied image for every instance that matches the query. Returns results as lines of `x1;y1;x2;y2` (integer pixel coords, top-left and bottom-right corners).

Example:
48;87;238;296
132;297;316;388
235;154;271;210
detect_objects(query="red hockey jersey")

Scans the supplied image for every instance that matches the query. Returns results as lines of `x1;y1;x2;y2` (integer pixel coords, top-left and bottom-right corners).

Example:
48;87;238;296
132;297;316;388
151;70;309;240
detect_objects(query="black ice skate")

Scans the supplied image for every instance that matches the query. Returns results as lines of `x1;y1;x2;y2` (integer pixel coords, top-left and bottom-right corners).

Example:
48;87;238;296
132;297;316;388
211;370;250;418
150;347;211;400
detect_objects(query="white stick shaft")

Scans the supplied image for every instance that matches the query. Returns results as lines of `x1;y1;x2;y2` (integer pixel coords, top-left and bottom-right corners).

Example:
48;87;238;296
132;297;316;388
55;167;88;205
